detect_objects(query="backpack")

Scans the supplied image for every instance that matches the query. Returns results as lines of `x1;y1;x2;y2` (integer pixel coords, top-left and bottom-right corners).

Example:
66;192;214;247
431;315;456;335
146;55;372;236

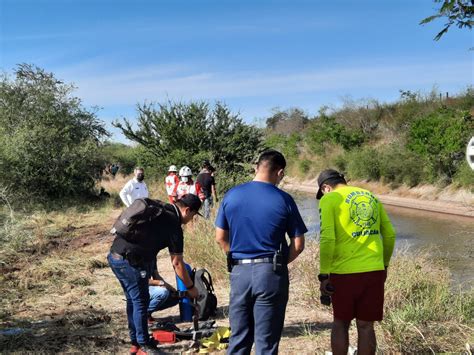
110;198;164;242
193;268;218;320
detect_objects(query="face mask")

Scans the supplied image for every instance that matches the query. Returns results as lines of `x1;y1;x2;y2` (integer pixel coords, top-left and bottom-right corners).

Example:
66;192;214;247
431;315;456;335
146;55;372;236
181;176;189;183
136;174;144;182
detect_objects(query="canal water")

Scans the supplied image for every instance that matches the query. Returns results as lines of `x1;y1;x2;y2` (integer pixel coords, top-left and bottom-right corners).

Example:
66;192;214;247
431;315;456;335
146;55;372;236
293;193;474;287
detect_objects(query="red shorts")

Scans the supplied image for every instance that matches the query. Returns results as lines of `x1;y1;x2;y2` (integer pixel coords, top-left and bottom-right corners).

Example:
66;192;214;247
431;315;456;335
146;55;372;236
330;270;385;321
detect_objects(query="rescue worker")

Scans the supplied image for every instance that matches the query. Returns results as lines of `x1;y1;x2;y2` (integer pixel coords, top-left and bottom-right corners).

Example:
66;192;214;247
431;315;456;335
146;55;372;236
165;165;180;203
215;150;307;355
119;167;148;207
317;169;396;355
177;166;205;200
108;194;202;355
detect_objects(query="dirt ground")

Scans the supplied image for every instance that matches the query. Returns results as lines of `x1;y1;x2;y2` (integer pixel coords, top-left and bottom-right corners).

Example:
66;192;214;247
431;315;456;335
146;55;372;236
0;207;341;354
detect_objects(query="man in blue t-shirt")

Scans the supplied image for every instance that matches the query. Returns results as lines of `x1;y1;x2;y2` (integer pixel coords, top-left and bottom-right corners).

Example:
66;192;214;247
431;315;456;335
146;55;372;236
215;150;307;355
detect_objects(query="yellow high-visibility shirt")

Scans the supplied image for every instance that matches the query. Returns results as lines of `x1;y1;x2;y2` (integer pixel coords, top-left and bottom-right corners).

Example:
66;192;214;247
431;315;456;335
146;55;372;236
319;185;396;275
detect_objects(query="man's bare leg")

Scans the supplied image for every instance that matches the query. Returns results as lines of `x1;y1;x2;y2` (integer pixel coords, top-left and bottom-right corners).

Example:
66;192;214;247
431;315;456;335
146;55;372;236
356;319;376;355
331;318;351;355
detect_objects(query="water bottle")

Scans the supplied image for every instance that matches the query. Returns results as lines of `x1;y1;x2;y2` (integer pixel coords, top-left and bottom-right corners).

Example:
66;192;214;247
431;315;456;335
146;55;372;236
175;263;193;321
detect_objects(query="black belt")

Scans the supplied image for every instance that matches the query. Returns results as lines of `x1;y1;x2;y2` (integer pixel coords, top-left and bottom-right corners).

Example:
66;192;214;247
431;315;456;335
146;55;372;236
232;257;273;265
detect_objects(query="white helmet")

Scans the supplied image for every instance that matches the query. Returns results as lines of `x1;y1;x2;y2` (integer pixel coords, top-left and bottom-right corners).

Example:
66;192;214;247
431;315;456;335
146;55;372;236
467;137;474;170
168;165;178;172
179;166;192;177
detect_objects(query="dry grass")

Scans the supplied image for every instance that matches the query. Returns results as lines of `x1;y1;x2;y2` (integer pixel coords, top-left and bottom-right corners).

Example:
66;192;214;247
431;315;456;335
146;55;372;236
1;185;473;353
184;215;227;281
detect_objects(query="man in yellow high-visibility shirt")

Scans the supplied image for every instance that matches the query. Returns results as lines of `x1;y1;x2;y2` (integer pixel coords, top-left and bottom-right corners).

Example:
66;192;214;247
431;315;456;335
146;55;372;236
316;169;396;355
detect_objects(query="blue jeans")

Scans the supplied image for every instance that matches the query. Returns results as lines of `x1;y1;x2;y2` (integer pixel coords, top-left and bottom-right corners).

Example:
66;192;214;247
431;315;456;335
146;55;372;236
227;263;289;355
203;196;213;219
107;253;150;345
148;286;179;315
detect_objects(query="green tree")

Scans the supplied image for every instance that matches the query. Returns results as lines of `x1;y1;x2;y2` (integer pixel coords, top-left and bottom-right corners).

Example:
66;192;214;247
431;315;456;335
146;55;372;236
114;101;263;190
0;64;109;200
420;0;474;40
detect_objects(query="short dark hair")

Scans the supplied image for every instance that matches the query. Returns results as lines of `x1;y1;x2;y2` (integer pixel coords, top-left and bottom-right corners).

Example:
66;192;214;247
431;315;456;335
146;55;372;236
202;160;211;168
257;150;286;172
176;194;202;214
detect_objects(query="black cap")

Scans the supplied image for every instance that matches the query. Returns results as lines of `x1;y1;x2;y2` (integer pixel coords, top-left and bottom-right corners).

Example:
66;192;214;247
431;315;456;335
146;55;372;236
179;194;203;216
316;169;345;200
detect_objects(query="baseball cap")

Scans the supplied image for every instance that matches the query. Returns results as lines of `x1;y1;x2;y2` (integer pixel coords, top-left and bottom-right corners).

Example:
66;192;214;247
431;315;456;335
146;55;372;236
179;194;203;216
316;169;345;200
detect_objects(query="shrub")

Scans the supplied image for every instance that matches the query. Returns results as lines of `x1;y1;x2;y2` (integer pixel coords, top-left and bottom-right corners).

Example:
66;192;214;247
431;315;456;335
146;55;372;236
305;113;367;154
0;65;108;201
378;143;426;186
299;159;311;174
407;107;473;182
452;161;474;189
333;154;347;173
345;146;381;181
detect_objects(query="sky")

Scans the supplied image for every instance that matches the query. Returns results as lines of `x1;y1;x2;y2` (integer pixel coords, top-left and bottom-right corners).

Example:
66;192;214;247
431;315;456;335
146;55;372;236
1;0;472;143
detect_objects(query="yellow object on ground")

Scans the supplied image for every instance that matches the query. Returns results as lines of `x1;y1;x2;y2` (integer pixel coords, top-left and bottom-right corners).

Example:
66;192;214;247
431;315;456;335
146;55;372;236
199;327;231;353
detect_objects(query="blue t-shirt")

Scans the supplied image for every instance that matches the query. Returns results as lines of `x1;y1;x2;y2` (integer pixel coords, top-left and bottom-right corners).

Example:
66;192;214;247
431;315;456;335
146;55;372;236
215;181;308;259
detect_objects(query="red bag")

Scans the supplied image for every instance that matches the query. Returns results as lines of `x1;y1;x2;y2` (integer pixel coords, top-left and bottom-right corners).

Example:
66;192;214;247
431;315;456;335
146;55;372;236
152;330;176;344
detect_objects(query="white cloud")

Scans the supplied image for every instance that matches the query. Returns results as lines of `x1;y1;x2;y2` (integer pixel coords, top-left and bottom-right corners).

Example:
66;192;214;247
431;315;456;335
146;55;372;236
58;59;472;107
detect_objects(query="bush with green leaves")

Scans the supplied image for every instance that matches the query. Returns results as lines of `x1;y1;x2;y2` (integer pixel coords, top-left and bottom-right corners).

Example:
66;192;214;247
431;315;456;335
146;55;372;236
452;161;474;189
345;143;427;186
114;101;263;193
299;159;311;174
264;132;301;160
0;65;108;201
100;142;139;175
407;107;473;183
345;146;381;181
305;112;366;154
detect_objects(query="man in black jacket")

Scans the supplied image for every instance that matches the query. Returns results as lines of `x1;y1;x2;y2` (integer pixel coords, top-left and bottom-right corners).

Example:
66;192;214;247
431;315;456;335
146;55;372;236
108;194;201;354
196;160;218;219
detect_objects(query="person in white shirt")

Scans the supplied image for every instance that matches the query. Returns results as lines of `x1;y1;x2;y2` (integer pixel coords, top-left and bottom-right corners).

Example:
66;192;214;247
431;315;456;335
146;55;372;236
119;167;149;207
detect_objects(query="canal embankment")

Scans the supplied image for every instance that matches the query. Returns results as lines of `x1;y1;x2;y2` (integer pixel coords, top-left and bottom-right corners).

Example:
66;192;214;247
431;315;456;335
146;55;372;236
282;178;474;218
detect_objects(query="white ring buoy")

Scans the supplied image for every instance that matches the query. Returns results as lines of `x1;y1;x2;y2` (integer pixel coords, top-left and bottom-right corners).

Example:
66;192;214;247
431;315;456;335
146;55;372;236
467;137;474;170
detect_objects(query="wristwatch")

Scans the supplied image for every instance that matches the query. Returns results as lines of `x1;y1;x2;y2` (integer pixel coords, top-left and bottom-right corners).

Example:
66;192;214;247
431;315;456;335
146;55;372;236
318;274;329;282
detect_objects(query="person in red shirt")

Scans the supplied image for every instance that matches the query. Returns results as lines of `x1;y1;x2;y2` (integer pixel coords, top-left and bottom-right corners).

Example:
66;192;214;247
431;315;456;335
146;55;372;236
177;166;205;200
165;165;180;203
